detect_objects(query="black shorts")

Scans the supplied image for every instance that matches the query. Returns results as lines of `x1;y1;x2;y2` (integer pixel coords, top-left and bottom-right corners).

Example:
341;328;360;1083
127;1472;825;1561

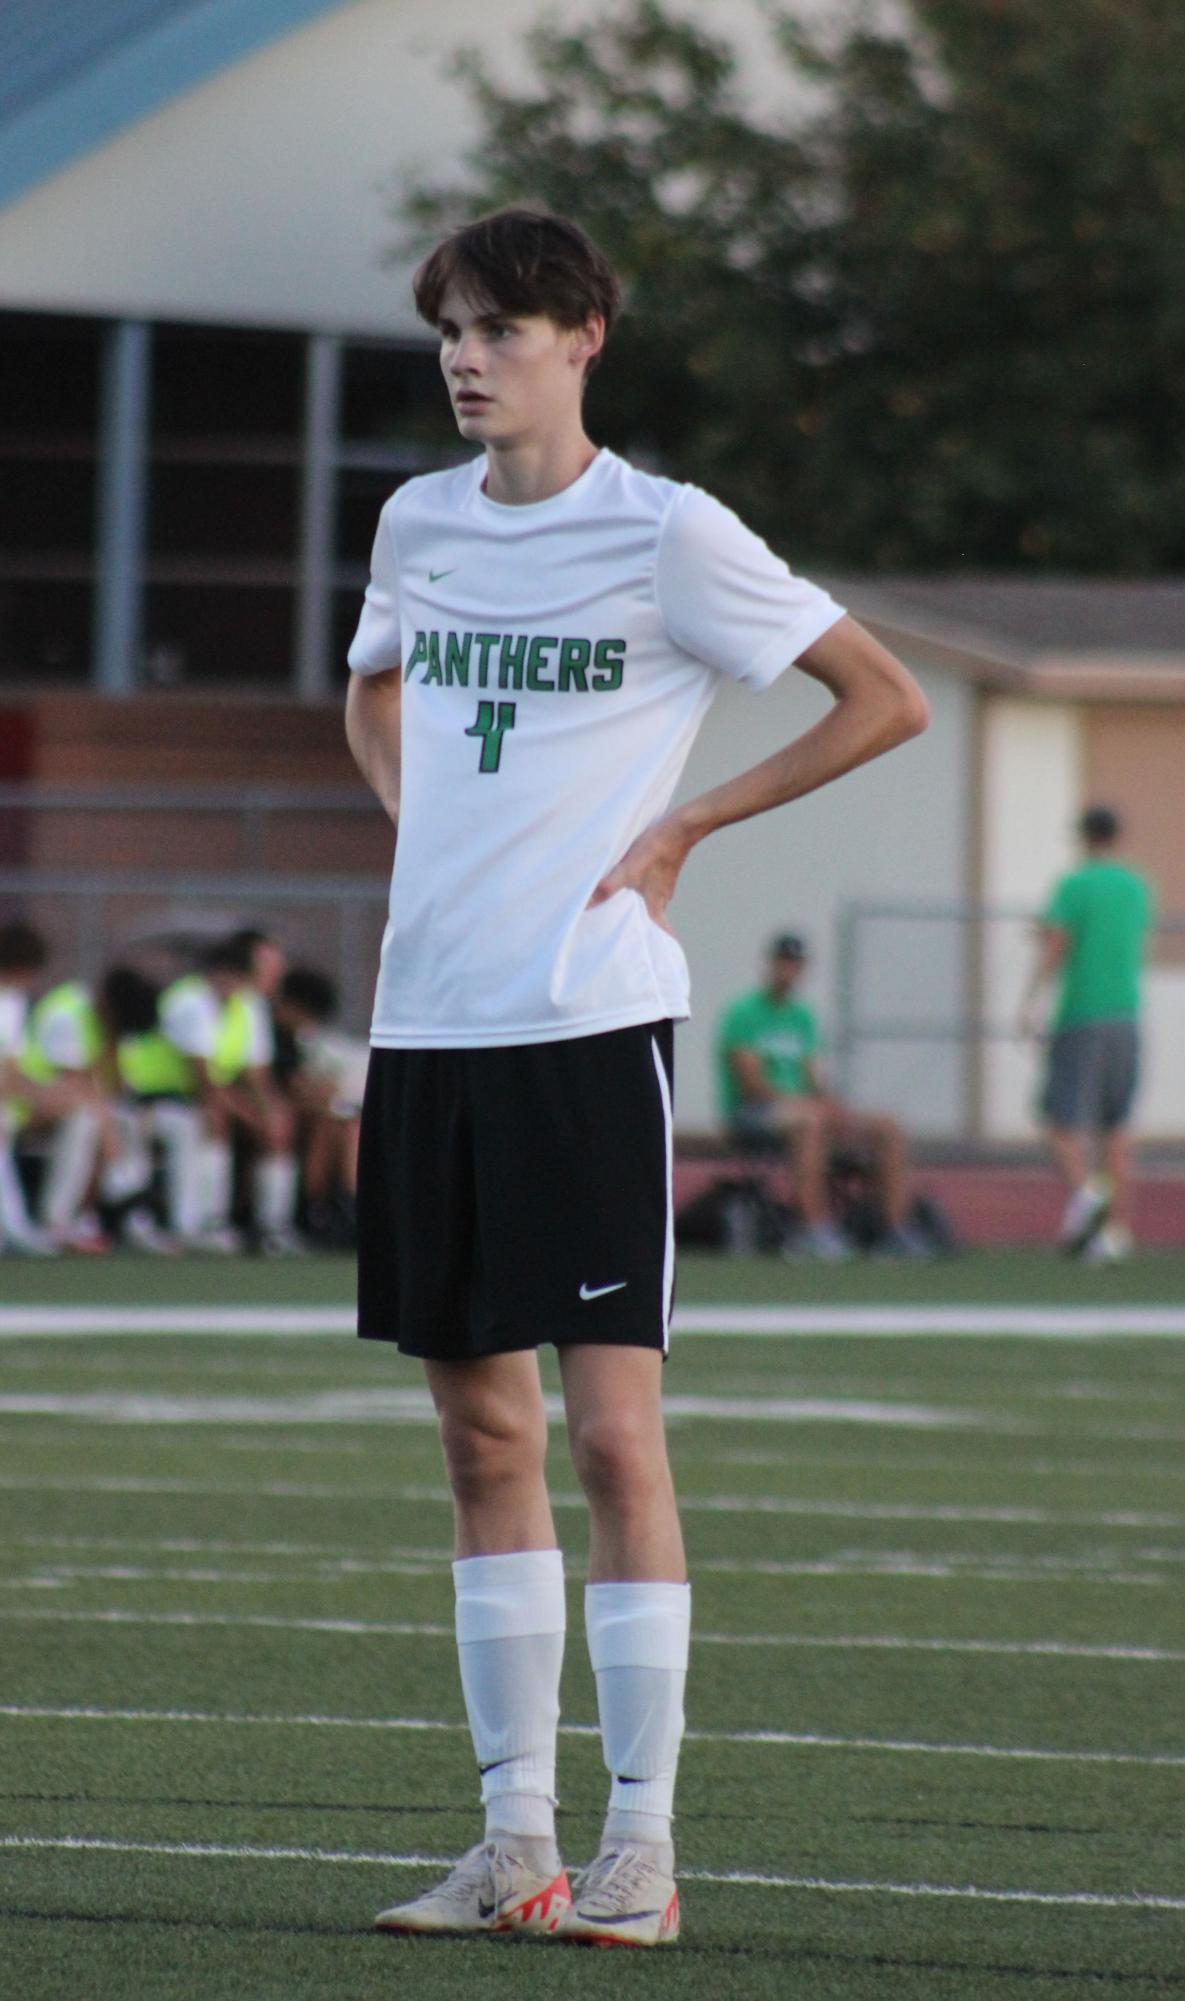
357;1020;675;1360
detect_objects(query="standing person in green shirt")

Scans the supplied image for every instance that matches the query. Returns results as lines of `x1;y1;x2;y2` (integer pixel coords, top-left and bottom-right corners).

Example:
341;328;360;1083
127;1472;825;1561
715;933;920;1257
1021;805;1154;1261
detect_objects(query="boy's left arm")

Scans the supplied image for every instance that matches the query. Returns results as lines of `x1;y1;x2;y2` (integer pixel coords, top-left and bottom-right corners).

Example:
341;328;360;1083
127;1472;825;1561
590;616;928;926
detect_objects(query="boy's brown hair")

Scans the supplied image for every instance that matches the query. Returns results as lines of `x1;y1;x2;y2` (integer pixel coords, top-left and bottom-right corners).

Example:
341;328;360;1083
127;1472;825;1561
413;207;622;373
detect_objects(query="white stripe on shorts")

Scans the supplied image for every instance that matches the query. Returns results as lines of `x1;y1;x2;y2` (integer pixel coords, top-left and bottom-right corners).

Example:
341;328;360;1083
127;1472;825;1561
651;1033;675;1352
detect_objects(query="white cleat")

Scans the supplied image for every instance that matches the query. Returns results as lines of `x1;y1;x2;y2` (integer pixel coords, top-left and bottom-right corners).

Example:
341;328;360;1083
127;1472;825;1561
183;1226;243;1256
784;1219;852;1263
1083;1222;1134;1264
1060;1178;1111;1255
558;1845;680;1948
258;1227;309;1258
121;1207;178;1256
375;1839;571;1937
0;1225;57;1256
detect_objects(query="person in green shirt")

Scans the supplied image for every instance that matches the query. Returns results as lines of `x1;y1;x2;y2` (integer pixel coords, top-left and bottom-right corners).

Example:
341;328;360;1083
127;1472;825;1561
716;932;920;1257
1021;805;1154;1261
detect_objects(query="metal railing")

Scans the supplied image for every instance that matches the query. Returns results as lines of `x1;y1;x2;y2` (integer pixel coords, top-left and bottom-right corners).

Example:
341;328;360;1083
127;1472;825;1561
0;783;383;874
833;897;1185;1139
0;865;389;1037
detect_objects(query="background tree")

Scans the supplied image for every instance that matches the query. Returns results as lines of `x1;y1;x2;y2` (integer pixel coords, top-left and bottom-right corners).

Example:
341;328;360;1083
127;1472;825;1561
395;0;1185;571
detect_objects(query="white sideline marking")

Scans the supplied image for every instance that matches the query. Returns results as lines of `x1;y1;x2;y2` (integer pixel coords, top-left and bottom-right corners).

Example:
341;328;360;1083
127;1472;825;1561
9;1535;452;1560
3;1473;1184;1528
1;1834;1181;1910
2;1304;1185;1338
3;1607;1182;1661
0;1554;1166;1590
4;1702;1182;1768
9;1533;1177;1588
0;1388;997;1431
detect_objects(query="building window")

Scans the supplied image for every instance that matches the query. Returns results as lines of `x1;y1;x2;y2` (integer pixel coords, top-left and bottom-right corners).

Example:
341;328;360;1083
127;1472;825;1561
0;311;461;695
0;312;102;684
143;325;303;687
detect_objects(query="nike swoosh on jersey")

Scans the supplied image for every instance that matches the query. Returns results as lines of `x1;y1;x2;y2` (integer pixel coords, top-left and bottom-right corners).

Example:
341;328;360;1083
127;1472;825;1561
428;567;457;582
579;1281;628;1301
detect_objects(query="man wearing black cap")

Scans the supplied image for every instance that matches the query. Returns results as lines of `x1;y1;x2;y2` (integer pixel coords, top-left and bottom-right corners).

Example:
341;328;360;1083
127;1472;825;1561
1021;805;1154;1261
716;933;920;1256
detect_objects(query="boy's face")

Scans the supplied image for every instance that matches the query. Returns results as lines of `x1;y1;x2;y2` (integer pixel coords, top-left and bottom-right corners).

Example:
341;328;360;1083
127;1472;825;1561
767;952;805;999
436;283;603;449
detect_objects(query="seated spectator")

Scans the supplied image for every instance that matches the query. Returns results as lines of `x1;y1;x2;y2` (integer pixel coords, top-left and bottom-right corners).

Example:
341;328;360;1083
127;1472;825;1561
156;933;303;1254
715;932;925;1257
12;966;123;1253
273;966;367;1244
9;960;176;1253
0;922;53;1253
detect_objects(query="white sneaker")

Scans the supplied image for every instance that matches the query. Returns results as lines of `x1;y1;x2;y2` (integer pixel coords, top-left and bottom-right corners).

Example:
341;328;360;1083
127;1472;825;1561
1060;1178;1110;1255
0;1225;56;1257
1084;1222;1134;1264
375;1839;570;1937
559;1844;680;1948
51;1212;110;1255
259;1227;308;1258
122;1207;178;1255
184;1226;243;1256
785;1219;851;1262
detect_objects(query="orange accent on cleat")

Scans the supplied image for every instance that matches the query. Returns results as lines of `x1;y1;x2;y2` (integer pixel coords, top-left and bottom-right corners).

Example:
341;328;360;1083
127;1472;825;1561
494;1871;572;1934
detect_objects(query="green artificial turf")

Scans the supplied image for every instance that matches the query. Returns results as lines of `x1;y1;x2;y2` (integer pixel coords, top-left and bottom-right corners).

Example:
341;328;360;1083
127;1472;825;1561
1;1244;1185;1308
1;1256;1183;1997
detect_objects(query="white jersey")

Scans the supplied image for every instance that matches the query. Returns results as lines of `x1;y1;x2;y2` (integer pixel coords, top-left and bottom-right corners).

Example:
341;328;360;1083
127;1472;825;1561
298;1026;370;1117
35;989;94;1070
348;449;844;1047
241;990;275;1069
160;978;221;1060
0;987;28;1063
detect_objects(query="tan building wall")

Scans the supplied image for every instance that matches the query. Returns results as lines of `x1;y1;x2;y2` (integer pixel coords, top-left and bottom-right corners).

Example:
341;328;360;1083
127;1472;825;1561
0;0;808;337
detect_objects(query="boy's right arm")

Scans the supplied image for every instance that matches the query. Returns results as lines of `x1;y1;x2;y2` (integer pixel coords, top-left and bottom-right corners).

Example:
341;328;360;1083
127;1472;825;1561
345;667;402;829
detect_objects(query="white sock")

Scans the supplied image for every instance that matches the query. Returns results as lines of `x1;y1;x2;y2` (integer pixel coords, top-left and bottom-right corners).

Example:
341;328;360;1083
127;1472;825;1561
41;1111;102;1231
99;1109;151;1205
0;1141;35;1241
198;1139;232;1230
151;1102;204;1236
585;1580;691;1856
454;1549;565;1854
255;1153;297;1234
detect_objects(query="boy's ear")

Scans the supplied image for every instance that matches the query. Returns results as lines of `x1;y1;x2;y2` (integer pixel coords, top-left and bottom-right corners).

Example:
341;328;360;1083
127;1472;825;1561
570;314;606;370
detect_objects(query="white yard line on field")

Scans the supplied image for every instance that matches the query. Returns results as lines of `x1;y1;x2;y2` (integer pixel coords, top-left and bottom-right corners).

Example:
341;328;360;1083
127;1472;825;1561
0;1555;1168;1589
4;1702;1182;1767
0;1388;1011;1430
4;1472;1185;1528
0;1833;1181;1910
2;1606;1182;1661
7;1533;1178;1588
2;1304;1185;1338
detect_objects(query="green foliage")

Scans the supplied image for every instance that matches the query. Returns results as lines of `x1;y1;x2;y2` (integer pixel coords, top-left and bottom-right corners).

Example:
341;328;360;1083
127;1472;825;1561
394;0;1185;571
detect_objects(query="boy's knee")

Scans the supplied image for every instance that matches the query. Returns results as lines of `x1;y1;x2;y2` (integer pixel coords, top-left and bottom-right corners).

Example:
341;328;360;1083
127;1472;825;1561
438;1397;545;1504
570;1408;660;1508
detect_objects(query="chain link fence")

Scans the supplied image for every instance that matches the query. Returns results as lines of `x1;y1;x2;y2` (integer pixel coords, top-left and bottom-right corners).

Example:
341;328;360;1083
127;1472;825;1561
833;899;1185;1141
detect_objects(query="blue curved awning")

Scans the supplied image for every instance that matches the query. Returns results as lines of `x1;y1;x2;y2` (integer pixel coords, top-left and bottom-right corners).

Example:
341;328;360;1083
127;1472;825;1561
0;0;354;210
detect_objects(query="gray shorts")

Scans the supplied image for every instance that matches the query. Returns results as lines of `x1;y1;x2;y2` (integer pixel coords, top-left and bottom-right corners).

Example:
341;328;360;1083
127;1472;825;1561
1041;1020;1139;1132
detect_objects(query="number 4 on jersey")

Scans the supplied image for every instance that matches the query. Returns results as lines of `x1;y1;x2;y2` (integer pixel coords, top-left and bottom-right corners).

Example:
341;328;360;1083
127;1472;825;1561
465;699;517;773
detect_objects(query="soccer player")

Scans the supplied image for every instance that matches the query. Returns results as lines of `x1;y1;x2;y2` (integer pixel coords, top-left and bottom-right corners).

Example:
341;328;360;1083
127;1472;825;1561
156;935;301;1253
1021;805;1154;1261
272;966;367;1242
345;207;928;1946
716;932;924;1257
0;922;53;1253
